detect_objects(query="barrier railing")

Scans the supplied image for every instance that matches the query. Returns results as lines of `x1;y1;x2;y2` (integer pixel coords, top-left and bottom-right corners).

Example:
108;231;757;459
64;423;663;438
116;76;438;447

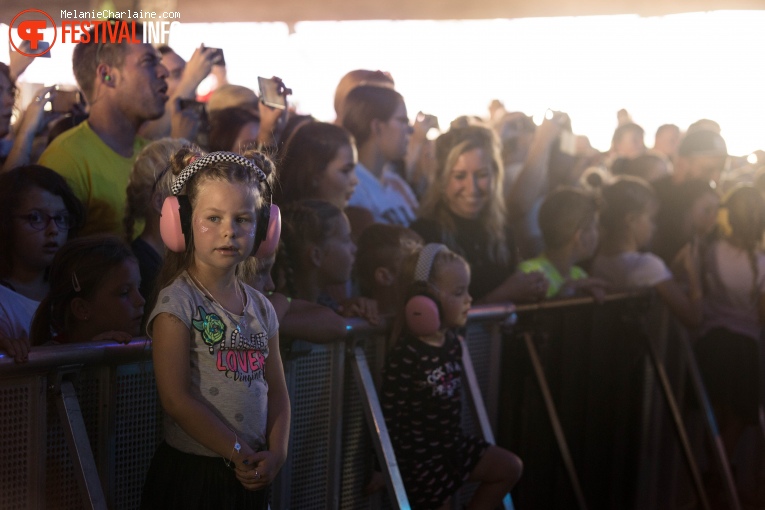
0;293;752;509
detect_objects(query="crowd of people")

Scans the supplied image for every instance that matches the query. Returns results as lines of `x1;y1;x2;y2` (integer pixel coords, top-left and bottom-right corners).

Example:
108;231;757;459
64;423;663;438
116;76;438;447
2;19;764;509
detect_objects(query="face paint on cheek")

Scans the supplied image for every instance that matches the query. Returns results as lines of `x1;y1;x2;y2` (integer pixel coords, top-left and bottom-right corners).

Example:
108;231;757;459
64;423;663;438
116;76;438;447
248;226;256;238
195;217;210;234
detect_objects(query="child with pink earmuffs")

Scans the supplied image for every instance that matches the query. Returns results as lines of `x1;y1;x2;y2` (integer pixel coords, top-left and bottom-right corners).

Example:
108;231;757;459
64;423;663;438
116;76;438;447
141;148;288;509
380;243;523;509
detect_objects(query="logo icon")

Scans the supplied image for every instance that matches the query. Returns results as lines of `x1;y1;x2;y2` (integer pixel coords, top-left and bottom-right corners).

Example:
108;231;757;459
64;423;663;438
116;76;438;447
9;9;57;57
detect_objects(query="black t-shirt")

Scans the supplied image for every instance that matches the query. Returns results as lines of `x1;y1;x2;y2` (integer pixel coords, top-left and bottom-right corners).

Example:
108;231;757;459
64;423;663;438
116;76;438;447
409;212;519;301
652;176;681;264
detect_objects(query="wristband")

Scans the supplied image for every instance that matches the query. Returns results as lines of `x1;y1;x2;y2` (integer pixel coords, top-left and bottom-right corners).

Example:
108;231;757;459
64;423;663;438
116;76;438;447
223;432;241;468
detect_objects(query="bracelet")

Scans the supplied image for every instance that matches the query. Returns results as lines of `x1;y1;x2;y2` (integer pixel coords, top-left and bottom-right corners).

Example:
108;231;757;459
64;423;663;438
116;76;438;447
223;432;241;468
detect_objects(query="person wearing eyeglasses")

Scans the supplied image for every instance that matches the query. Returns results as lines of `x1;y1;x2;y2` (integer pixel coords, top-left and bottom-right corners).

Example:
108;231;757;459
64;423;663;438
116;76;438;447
0;165;83;362
341;85;417;227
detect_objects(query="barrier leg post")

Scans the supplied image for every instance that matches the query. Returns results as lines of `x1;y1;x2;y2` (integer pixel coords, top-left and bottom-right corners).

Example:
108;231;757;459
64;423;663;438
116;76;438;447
52;371;108;510
461;337;515;510
679;333;742;510
640;330;712;510
349;344;411;510
522;332;589;510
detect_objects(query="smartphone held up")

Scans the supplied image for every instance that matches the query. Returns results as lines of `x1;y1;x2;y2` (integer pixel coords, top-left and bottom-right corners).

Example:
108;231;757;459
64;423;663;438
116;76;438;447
258;76;292;110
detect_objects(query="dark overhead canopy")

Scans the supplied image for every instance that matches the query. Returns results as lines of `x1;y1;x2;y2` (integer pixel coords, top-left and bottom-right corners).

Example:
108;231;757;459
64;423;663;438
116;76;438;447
2;0;764;25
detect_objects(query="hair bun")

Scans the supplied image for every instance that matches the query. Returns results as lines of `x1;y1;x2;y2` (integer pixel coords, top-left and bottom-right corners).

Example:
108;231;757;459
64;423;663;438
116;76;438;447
170;147;205;176
241;150;276;178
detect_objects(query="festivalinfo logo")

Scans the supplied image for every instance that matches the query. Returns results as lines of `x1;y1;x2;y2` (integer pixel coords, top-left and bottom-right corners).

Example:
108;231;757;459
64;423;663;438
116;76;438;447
10;8;182;56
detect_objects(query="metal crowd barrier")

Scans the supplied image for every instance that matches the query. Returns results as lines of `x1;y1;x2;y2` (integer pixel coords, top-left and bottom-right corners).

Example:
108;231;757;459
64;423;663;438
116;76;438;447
0;293;754;509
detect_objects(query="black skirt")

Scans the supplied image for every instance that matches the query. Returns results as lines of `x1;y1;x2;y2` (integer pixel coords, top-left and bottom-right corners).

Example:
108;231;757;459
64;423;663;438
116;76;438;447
694;327;761;426
140;441;269;510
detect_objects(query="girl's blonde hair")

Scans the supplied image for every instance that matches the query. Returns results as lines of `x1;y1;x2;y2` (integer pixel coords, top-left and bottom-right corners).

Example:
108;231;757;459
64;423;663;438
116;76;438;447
124;138;189;241
150;148;275;310
419;126;509;265
389;244;469;347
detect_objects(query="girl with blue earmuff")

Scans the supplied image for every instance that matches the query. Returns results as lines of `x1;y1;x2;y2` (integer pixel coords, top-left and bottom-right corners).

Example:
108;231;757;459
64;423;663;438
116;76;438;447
140;148;289;509
380;243;523;510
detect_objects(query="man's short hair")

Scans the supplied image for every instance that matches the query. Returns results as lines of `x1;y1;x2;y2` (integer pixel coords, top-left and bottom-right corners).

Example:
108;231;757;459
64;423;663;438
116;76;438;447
333;69;394;118
678;129;727;158
341;85;403;147
611;122;645;148
72;21;144;102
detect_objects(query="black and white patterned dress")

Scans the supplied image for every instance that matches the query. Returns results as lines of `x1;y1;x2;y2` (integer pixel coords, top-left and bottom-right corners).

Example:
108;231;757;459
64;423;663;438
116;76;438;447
380;330;488;509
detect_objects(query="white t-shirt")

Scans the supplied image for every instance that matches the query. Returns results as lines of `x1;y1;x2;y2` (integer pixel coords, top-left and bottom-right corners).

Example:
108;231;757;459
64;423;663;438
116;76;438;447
591;251;672;291
348;163;417;226
148;272;279;456
702;239;765;339
0;285;39;341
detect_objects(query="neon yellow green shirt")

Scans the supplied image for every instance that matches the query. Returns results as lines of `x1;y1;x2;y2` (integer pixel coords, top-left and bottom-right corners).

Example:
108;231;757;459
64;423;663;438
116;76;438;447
39;120;148;238
518;255;588;298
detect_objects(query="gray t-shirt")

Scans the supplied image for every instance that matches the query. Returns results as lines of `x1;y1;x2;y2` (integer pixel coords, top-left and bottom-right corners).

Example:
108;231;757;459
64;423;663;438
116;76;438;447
148;271;279;457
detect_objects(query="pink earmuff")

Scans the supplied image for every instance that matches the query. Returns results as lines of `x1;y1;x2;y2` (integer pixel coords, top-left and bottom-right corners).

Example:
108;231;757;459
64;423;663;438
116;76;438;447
158;152;281;257
160;196;186;252
405;295;441;337
160;198;281;258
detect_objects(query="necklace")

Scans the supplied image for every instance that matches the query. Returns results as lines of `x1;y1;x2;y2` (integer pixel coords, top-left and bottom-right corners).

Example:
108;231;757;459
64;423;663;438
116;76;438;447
188;272;248;338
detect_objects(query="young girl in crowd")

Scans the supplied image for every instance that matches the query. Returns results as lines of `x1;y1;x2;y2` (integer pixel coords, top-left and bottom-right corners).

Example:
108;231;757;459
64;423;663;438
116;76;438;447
275;199;378;324
354;223;423;314
519;187;606;299
247;249;347;344
592;176;702;328
411;125;547;304
273;122;359;210
124;138;188;300
695;185;765;460
140;149;289;509
0;165;83;360
29;235;145;345
381;243;522;509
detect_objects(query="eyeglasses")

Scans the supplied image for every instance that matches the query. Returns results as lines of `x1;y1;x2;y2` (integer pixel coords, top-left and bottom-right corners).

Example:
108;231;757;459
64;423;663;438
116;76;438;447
14;211;72;231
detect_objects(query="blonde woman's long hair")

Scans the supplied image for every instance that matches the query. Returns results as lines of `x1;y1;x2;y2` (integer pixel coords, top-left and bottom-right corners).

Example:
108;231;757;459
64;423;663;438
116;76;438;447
418;125;509;266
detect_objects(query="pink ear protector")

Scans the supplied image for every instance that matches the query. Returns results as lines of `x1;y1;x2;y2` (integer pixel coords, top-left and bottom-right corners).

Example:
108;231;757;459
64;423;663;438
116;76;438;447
404;243;447;337
159;152;281;258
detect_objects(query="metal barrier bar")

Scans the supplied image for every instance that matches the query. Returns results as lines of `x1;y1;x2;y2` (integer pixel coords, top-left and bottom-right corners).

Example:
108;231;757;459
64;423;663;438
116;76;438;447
0;340;152;375
349;344;411;510
678;332;742;510
461;337;515;510
639;323;712;510
521;331;590;510
327;342;346;509
0;292;733;509
52;370;108;510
